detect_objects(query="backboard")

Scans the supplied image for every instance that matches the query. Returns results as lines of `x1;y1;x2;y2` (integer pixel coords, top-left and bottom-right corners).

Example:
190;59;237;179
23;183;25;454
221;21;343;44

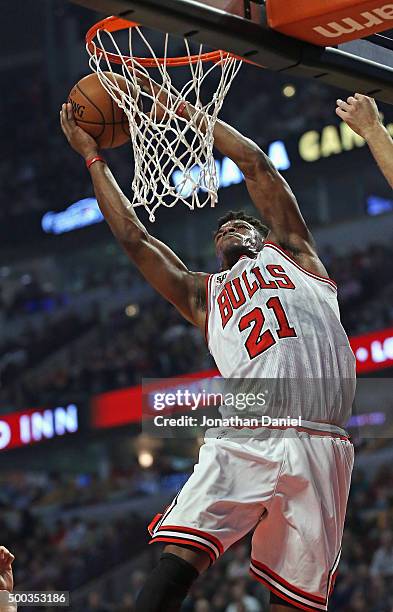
72;0;393;104
187;0;261;23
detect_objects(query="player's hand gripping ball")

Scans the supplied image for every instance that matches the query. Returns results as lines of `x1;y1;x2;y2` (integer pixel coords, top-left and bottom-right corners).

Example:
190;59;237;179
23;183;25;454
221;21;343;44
68;72;141;149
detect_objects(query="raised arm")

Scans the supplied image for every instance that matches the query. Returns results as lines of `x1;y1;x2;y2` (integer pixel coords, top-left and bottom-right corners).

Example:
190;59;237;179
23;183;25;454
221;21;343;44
60;103;207;330
336;94;393;190
133;72;325;276
208;117;327;278
168;96;327;278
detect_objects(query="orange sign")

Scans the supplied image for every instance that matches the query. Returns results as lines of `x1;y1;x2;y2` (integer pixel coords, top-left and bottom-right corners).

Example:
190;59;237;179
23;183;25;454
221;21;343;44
266;0;393;46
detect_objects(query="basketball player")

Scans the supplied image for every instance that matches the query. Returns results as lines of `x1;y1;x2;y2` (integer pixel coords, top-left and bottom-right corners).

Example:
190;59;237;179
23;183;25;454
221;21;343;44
0;547;16;612
60;84;359;612
336;93;393;189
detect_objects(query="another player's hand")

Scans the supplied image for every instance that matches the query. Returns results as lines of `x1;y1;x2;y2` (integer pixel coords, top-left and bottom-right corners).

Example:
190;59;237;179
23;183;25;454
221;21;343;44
0;547;14;593
336;93;383;140
60;102;99;159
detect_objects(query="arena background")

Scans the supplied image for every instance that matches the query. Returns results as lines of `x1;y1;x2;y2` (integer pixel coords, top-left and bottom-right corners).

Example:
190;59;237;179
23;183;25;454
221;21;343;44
1;1;393;610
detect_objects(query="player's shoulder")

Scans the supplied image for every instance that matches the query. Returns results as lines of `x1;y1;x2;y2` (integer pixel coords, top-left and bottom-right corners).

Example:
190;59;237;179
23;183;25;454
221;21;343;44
260;241;338;293
207;270;229;294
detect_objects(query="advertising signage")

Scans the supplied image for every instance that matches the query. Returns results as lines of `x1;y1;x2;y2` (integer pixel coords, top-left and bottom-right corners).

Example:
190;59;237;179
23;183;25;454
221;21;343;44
0;405;79;452
351;326;393;374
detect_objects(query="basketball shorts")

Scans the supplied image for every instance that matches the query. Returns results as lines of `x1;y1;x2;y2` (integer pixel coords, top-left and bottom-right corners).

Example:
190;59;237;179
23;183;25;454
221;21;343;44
148;422;354;611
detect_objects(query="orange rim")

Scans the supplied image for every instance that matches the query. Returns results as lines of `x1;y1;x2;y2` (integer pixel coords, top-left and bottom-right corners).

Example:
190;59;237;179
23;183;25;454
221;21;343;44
86;15;240;67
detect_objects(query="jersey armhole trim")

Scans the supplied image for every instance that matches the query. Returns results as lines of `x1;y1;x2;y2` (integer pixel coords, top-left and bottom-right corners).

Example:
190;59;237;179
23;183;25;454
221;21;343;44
263;242;337;291
205;274;213;346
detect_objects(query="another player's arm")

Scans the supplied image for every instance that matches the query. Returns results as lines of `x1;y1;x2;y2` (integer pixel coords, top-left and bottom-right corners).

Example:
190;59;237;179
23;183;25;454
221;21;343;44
336;93;393;189
60;103;207;329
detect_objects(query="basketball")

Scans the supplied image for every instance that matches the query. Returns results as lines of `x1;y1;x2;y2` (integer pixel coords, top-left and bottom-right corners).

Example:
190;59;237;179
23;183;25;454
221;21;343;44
68;72;132;149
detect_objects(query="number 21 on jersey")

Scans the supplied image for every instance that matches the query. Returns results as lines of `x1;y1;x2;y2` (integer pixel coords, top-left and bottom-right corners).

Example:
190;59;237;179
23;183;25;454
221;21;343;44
238;297;297;360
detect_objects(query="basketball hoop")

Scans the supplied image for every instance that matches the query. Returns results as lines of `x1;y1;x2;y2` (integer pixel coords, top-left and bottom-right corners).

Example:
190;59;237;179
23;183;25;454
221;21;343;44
86;16;242;221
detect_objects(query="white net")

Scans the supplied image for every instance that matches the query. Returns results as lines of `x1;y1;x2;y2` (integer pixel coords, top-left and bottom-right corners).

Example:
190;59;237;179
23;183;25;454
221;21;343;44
87;23;242;221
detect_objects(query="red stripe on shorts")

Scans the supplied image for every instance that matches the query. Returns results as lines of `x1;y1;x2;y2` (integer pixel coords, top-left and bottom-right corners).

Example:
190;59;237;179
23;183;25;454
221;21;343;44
251;558;326;604
150;536;216;563
249;568;326;612
157;525;224;555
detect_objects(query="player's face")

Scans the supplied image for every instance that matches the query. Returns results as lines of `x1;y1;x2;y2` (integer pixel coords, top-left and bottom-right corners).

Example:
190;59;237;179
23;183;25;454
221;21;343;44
214;220;264;267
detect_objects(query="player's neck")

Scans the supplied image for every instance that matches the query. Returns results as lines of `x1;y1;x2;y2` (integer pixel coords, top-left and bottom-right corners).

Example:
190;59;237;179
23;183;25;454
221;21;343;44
221;250;257;271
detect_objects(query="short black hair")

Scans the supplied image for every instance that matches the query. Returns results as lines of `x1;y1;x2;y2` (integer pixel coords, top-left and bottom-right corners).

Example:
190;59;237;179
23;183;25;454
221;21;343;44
214;210;269;239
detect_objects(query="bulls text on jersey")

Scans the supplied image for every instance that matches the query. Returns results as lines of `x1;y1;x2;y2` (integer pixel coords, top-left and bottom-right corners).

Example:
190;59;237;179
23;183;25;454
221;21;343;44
217;264;296;329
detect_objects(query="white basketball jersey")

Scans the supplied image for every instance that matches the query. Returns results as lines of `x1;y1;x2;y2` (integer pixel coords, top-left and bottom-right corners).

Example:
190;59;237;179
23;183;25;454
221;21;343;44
206;241;356;426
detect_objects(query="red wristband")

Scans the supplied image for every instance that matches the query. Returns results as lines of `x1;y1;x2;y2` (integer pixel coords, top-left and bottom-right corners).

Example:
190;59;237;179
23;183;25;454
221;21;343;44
176;101;188;118
86;155;106;170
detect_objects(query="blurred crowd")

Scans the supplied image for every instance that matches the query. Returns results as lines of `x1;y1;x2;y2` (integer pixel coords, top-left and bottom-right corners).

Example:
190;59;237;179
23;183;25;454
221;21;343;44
6;510;146;599
324;243;393;334
1;459;392;611
0;295;212;408
0;467;185;513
